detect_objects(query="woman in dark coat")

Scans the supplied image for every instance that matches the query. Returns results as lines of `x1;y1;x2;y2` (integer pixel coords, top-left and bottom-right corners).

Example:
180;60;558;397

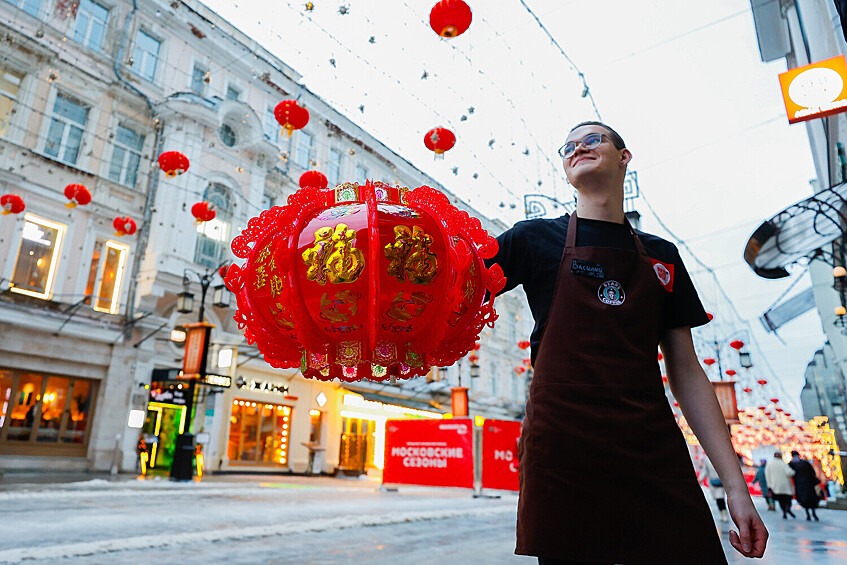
789;450;820;521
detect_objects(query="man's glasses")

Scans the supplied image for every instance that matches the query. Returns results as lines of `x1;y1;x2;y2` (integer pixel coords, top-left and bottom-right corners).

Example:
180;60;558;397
557;133;608;160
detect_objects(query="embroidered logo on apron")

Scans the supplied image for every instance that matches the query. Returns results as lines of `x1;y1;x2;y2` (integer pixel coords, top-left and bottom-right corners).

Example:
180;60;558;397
597;280;625;305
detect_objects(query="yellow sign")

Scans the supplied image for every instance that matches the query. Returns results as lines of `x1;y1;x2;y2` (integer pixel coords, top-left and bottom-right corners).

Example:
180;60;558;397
779;55;847;124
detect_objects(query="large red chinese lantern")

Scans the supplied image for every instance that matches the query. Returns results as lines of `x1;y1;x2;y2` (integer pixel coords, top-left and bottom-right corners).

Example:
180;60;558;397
299;170;329;189
274;99;310;136
113;216;137;236
0;193;25;215
424;127;456;156
225;180;505;382
158;151;190;177
430;0;472;38
63;184;91;207
191;201;216;223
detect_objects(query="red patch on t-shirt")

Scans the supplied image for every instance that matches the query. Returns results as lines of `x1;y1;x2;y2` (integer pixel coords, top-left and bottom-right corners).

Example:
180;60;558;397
650;259;674;292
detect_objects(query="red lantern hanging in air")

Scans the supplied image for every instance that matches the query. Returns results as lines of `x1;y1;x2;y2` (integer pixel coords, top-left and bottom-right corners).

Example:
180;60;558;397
158;151;190;177
424;127;456;157
706;312;714;321
274;99;310;136
191;201;217;223
299;170;329;189
515;366;526;375
725;369;737;377
517;340;531;350
113;216;137;237
729;339;744;350
225;180;504;382
757;379;768;386
702;357;716;366
657;352;664;362
770;397;779;404
742;387;752;393
0;193;25;215
522;357;531;366
218;264;229;278
468;353;479;364
429;0;473;38
63;184;91;207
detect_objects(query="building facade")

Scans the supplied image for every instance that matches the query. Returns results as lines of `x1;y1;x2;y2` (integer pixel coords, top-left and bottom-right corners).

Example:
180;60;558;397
0;0;533;475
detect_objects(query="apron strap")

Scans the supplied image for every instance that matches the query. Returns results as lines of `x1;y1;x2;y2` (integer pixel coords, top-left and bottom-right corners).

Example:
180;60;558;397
566;212;649;258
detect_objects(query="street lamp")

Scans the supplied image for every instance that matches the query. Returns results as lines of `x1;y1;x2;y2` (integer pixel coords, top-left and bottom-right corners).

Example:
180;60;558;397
179;262;230;322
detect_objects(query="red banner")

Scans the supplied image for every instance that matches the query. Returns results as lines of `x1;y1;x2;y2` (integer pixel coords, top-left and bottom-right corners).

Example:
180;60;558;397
481;419;521;491
382;419;474;488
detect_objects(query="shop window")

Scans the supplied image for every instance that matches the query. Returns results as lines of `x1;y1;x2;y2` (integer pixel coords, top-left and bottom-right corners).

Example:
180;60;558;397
64;378;92;444
228;400;290;466
0;371;13;430
132;29;161;82
36;376;68;442
43;92;89;165
10;214;66;300
72;0;109;52
309;409;322;443
4;0;41;18
0;67;23;138
84;240;129;314
108;123;145;188
5;373;41;441
194;183;231;268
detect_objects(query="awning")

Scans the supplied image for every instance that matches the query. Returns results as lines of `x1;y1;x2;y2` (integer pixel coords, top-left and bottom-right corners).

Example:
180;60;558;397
744;183;847;279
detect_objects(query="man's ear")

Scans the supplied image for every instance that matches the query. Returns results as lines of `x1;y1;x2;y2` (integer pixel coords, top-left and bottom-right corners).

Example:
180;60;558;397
620;148;632;167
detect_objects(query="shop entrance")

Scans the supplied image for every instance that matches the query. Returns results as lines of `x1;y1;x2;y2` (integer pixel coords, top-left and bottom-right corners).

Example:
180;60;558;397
142;402;186;473
338;416;375;475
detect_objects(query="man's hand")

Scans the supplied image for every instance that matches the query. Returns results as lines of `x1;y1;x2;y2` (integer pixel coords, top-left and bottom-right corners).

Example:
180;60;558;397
727;493;768;558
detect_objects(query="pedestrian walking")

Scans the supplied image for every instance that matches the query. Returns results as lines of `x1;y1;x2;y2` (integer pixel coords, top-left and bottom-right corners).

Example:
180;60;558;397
490;121;767;564
765;451;796;519
789;450;821;521
700;457;729;522
753;458;775;511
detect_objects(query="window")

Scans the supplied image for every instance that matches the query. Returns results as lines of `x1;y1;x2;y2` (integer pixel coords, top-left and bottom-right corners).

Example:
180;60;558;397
227;401;291;466
263;105;280;144
4;0;41;18
194;183;231;268
108;123;145;187
190;64;207;95
84;240;129;314
0;369;97;452
132;29;161;82
226;85;241;101
0;68;23;138
10;215;66;300
43;92;89;165
261;193;275;210
72;0;109;52
327;148;343;185
354;163;368;184
294;131;312;169
219;123;236;147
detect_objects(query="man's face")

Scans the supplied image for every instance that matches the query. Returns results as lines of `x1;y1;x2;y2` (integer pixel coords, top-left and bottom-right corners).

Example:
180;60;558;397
562;125;628;186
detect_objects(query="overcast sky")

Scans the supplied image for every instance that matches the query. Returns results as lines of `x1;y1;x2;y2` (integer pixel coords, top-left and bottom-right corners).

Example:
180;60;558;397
203;0;825;412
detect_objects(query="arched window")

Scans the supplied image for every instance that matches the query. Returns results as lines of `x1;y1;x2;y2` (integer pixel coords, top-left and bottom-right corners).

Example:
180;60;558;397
194;183;232;268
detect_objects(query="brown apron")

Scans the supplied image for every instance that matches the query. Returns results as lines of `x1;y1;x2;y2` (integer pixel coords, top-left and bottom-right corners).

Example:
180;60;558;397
515;214;726;565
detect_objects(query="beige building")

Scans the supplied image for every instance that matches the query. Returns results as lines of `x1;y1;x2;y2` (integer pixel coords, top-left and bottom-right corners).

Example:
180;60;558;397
0;0;532;476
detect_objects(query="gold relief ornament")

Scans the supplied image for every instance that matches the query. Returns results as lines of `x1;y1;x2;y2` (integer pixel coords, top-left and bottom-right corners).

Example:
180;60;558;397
324;224;365;284
302;226;334;284
269;301;295;329
383;225;438;284
336;340;362;366
386;291;432;321
319;290;360;323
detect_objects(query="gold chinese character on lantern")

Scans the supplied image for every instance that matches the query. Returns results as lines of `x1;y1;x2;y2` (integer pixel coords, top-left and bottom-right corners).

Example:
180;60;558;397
384;225;438;284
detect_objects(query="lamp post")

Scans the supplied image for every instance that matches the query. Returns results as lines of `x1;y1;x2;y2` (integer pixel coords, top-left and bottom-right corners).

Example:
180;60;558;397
177;262;230;323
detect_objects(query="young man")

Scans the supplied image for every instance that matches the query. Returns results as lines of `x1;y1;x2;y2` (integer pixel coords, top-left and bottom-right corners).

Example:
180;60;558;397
492;122;768;563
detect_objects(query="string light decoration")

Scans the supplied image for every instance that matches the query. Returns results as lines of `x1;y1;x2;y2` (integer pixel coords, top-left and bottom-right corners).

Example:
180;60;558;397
158;151;190;177
0;193;25;215
429;0;472;38
63;184;91;208
113;216;138;237
225;180;505;382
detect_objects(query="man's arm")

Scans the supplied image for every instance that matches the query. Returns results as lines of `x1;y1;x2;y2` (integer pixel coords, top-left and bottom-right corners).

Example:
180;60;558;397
660;326;768;559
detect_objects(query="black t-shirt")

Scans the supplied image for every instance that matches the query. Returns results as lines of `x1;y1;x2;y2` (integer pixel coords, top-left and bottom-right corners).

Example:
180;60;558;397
488;214;709;362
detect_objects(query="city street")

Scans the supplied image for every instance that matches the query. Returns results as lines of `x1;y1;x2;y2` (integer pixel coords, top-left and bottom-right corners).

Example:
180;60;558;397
0;473;845;564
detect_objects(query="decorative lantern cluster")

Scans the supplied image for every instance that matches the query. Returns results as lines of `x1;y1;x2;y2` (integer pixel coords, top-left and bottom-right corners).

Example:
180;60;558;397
158;151;190;177
429;0;472;38
274;99;310;136
1;193;25;215
299;170;329;189
113;216;138;237
225;180;505;382
63;184;91;208
191;201;217;223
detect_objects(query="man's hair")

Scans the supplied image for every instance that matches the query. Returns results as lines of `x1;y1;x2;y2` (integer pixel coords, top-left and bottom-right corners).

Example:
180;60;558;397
569;121;626;150
774;451;783;458
791;450;800;457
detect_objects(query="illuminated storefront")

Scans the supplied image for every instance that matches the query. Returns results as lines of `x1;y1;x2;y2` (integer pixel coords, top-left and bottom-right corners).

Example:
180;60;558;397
227;400;291;467
337;393;442;473
0;368;97;456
